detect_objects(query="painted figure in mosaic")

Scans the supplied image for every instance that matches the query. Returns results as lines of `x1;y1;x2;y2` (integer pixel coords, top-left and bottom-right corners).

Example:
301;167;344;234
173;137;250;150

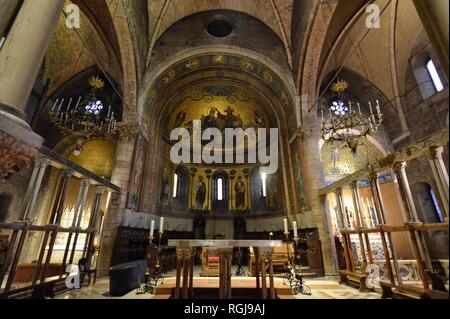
235;176;246;210
160;168;170;207
195;176;207;210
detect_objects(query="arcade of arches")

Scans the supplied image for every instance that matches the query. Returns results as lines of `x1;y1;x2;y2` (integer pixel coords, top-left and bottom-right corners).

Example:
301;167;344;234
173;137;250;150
0;0;448;299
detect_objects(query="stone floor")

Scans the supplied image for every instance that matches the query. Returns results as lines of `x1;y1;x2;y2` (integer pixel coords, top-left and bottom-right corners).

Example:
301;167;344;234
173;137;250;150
56;266;382;300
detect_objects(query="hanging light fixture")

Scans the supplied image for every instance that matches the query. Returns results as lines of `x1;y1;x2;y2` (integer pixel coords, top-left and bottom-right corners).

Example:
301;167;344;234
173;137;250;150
320;80;383;153
49;76;118;156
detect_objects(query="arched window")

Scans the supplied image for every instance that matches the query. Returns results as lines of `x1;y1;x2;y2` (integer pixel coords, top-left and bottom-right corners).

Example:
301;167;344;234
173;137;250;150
217;178;224;201
172;173;179;198
426;59;444;93
429;187;443;223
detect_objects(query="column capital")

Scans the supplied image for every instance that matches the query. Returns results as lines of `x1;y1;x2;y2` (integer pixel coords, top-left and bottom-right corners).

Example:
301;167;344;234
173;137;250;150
80;178;92;187
62;169;74;178
95;185;108;195
368;170;379;183
334;188;343;196
392;161;407;171
349;181;359;189
425;146;445;160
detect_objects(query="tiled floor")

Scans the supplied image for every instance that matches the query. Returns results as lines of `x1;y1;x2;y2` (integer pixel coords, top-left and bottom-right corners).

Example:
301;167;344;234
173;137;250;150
56;267;382;300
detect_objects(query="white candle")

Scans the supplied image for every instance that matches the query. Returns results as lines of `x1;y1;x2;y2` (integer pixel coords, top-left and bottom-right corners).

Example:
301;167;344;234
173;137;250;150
283;218;288;233
293;221;298;238
149;220;155;237
369;102;373;115
321;109;324;123
349;101;352;113
108;106;111;117
376;100;381;115
52;99;59;112
159;217;164;232
58;98;64;112
357;103;361;114
75;96;82;110
66;98;73;112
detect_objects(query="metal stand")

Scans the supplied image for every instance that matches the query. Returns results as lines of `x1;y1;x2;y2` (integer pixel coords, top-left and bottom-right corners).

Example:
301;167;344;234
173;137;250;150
235;247;248;276
282;233;311;296
137;231;165;295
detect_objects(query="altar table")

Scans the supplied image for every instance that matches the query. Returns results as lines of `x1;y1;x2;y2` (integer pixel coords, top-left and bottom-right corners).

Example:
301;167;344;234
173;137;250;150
167;240;283;299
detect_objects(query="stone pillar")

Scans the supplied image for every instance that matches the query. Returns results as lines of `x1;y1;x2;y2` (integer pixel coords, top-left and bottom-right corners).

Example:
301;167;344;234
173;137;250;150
368;170;403;285
392;162;419;222
413;0;449;80
392;162;433;271
0;0;65;164
368;171;386;225
71;179;89;227
76;179;91;228
52;170;74;225
301;127;335;274
97;130;137;277
349;182;363;228
334;188;346;229
425;147;449;220
0;0;65;117
22;158;50;221
89;186;107;229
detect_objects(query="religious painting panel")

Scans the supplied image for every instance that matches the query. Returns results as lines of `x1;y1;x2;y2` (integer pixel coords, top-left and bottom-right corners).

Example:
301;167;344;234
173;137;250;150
291;136;308;212
127;134;147;210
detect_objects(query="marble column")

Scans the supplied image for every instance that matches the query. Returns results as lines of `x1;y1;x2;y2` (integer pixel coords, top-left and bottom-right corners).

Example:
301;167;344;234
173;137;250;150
368;171;386;225
349;182;363;228
392;162;419;222
413;0;449;80
0;0;65;154
0;0;65;119
334;188;347;229
368;171;403;285
392;162;433;272
426;147;449;220
22;158;50;221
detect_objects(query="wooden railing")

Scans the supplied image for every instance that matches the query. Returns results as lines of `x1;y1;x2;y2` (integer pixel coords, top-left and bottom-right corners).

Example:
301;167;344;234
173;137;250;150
338;222;449;298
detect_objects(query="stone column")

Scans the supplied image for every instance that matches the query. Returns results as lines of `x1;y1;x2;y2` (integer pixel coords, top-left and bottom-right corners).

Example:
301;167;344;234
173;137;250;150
413;0;449;80
52;170;74;225
97;129;138;277
392;162;433;272
368;170;403;285
22;158;50;221
425;147;449;220
76;179;91;228
349;182;363;228
0;0;65;156
368;171;386;225
392;162;419;222
334;188;346;229
301;127;335;274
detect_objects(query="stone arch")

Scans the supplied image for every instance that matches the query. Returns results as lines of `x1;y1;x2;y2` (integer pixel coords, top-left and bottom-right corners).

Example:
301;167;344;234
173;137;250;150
141;52;299;217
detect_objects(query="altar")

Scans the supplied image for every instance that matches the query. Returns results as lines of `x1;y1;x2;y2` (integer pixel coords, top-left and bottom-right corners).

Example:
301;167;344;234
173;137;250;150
167;240;282;299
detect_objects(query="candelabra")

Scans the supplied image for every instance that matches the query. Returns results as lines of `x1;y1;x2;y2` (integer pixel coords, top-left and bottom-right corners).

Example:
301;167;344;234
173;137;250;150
235;248;248;276
282;232;311;296
48;76;118;155
137;231;165;295
321;80;383;154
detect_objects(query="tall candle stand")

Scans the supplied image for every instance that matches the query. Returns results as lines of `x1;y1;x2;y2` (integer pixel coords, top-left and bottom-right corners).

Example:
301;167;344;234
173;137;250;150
283;231;295;287
235;247;248;276
137;230;165;294
290;236;311;296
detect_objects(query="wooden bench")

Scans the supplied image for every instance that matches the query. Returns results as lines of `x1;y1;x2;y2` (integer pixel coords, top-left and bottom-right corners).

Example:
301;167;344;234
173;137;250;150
380;281;449;299
0;275;68;299
337;269;371;292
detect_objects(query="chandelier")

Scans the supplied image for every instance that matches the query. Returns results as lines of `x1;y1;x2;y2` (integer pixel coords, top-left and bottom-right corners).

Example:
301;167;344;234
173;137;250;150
49;76;118;155
320;80;383;153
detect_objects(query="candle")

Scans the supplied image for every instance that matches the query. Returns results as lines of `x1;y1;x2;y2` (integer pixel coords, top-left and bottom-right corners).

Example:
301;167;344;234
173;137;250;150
357;103;361;114
293;221;298;238
58;98;65;112
149;220;155;237
321;109;324;123
108;106;111;117
376;100;381;115
75;96;82;110
159;217;164;232
66;98;73;112
369;102;373;115
52;99;59;112
349;101;352;113
283;218;288;233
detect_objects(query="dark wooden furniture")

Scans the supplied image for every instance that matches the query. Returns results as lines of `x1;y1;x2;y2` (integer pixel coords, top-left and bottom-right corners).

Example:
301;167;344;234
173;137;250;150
109;260;147;296
249;244;294;275
0;235;8;268
78;258;97;287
